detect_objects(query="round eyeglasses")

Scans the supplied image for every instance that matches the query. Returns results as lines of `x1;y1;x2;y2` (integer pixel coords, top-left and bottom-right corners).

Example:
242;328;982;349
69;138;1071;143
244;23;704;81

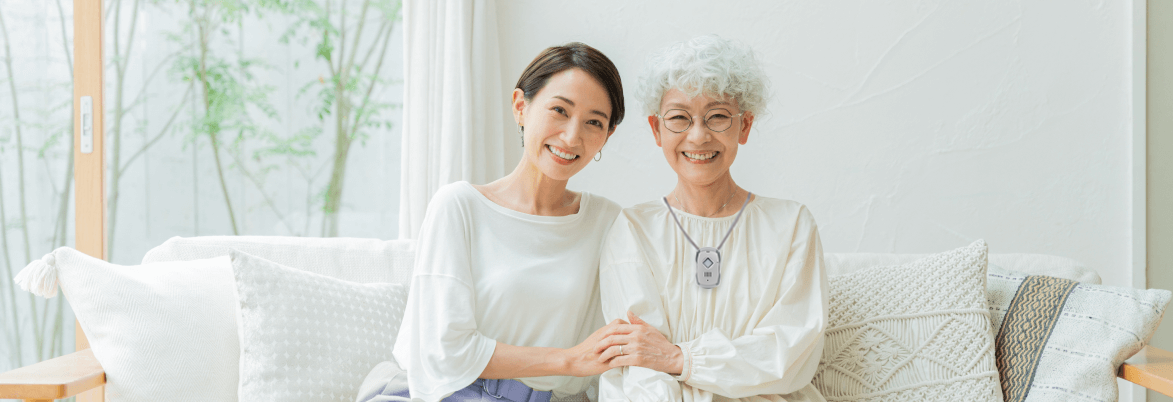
656;108;744;133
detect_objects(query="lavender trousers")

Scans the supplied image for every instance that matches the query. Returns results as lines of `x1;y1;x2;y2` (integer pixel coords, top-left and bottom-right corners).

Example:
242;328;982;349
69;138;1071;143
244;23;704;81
356;360;553;402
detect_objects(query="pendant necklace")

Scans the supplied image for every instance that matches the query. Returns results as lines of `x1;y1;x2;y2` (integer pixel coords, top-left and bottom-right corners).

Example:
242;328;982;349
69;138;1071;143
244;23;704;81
663;190;753;289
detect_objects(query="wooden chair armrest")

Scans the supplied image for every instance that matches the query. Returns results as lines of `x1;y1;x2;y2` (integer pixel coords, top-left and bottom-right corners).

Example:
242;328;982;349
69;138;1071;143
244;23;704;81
1120;345;1173;397
0;348;105;401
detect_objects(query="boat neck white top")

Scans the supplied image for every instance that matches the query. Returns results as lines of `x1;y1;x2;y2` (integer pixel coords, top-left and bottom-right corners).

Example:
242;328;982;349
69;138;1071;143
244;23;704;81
393;181;622;402
599;196;829;402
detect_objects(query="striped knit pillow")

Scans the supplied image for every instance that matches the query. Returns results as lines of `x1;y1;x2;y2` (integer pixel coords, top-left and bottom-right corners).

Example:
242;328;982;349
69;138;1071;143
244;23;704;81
988;266;1170;402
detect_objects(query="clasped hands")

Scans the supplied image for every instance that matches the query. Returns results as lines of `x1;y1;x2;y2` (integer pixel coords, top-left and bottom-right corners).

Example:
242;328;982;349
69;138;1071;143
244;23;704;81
565;311;684;377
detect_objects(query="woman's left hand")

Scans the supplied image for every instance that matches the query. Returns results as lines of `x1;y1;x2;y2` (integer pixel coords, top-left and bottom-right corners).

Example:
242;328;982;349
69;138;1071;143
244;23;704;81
596;311;685;376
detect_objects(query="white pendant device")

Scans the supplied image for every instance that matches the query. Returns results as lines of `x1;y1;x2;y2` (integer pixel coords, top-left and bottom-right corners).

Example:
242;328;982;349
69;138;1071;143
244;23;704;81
663;192;753;289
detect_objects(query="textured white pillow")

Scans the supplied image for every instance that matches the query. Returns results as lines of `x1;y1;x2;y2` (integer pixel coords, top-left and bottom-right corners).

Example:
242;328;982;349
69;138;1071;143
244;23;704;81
230;251;407;402
812;240;1003;401
14;247;238;402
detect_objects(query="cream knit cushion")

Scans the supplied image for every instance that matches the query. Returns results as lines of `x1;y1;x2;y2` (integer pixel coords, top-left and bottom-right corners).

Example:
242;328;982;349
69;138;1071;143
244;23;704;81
988;265;1170;402
812;240;1002;402
14;248;238;402
231;251;407;402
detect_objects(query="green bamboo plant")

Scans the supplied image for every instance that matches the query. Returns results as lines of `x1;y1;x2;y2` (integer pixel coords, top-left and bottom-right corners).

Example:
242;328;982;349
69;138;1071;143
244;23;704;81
0;0;76;371
105;0;196;260
263;0;401;237
176;0;276;238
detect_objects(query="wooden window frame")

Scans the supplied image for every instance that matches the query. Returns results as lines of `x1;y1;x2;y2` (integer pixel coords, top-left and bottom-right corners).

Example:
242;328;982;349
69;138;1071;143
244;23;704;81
73;0;104;401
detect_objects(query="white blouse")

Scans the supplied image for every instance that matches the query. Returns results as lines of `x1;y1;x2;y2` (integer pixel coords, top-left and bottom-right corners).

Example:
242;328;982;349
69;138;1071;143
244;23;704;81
393;181;621;402
598;196;828;402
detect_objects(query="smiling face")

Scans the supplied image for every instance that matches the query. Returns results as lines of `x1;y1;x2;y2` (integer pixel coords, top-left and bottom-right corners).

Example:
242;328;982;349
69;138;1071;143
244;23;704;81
514;68;614;182
649;88;754;186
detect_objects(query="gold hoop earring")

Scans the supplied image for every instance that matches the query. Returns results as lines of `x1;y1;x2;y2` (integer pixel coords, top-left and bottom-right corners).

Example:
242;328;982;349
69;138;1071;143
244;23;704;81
594;150;602;161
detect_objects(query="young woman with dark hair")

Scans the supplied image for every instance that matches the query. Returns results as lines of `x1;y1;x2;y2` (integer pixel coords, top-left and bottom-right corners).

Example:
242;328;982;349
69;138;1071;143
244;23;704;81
357;43;636;402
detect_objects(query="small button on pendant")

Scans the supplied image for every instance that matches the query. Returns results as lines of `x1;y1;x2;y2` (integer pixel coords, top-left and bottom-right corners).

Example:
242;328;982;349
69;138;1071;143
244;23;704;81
696;247;721;288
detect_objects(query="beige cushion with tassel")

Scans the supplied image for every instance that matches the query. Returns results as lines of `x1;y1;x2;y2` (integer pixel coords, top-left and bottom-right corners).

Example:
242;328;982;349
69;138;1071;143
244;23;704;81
15;247;239;402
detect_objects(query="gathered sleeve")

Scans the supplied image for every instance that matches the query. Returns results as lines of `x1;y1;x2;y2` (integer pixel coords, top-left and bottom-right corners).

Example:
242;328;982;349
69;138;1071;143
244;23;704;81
677;210;829;398
597;215;684;401
392;187;497;402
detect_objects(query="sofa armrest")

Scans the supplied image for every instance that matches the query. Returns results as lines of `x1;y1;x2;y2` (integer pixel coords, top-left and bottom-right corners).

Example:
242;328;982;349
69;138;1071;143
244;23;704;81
1120;345;1173;397
0;348;105;401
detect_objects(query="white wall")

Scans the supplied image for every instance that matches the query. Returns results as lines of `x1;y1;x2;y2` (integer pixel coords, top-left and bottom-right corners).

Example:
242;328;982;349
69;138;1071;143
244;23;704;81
500;2;1144;397
497;0;1137;289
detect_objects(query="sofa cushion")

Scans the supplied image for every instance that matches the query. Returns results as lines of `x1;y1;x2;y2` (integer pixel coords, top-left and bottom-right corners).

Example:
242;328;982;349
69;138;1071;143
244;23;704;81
143;236;414;285
812;240;1003;401
231;250;408;402
15;248;239;402
988;265;1170;401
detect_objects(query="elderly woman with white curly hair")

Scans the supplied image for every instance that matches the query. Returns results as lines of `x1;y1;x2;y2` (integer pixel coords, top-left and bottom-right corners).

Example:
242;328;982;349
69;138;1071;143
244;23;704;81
592;35;829;402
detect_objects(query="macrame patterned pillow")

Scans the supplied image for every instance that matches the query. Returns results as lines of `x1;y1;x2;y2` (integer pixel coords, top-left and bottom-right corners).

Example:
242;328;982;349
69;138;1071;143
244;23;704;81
231;250;408;402
987;265;1170;402
812;240;1002;402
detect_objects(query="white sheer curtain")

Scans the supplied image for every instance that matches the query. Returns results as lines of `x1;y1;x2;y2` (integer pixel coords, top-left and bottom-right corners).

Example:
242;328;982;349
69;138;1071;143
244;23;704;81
399;0;506;239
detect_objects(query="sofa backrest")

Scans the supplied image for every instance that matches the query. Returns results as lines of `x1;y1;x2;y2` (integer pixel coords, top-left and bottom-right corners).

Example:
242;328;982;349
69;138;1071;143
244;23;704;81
142;236;1102;286
143;236;415;285
825;252;1101;284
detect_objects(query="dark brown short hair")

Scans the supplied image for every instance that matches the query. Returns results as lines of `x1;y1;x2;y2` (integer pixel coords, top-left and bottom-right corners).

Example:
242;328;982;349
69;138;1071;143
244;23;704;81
515;42;625;131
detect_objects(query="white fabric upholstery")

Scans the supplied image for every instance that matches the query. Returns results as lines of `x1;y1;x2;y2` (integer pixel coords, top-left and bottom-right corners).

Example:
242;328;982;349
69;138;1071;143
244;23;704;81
24;248;239;402
144;237;1102;288
121;235;1117;402
825;252;1101;284
231;251;408;402
813;241;1003;402
143;236;415;285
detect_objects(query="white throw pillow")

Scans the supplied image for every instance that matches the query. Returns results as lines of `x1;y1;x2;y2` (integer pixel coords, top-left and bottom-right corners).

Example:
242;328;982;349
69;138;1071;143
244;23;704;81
812;240;1003;402
230;250;408;402
14;247;239;402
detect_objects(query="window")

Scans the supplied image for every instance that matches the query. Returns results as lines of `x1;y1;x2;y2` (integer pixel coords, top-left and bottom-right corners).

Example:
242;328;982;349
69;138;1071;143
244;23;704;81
0;0;77;376
0;0;405;376
102;0;405;263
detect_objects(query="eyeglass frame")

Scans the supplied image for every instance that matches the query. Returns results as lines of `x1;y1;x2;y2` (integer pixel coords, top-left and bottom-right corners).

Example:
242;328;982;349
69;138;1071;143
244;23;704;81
655;107;746;133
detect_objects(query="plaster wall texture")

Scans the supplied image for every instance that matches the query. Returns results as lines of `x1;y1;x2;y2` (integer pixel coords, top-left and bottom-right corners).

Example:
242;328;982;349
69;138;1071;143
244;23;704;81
497;0;1137;292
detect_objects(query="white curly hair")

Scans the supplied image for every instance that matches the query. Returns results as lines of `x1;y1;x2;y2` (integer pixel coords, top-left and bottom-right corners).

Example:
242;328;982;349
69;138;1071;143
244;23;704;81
637;35;770;118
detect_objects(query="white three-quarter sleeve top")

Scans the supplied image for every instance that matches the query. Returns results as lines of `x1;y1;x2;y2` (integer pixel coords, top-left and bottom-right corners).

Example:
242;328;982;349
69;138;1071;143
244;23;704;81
598;196;829;402
393;181;621;402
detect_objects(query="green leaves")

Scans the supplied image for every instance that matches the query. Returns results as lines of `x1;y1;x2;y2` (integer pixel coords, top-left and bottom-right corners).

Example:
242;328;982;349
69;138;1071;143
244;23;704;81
152;0;403;237
315;30;335;62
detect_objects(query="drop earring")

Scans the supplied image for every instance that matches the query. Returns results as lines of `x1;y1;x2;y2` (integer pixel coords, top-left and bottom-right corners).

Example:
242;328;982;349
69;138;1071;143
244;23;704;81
518;125;524;147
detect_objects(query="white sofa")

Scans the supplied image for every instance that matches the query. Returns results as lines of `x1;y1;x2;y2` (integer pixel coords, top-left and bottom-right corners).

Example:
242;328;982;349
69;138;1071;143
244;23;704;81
0;235;1168;402
142;236;1105;285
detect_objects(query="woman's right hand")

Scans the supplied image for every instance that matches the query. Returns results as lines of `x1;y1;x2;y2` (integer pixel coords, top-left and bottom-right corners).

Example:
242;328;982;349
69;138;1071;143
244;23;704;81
561;318;635;377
